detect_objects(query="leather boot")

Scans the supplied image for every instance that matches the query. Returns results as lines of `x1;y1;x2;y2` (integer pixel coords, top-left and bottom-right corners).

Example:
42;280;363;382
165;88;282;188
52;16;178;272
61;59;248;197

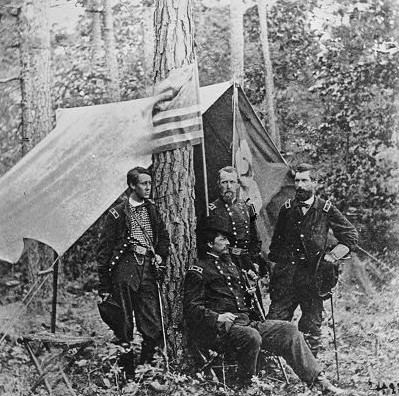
119;350;135;380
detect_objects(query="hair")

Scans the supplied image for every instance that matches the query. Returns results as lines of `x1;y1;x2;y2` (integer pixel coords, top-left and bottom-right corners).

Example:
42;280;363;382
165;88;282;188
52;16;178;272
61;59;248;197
295;163;318;181
204;230;222;245
218;166;240;183
126;167;151;190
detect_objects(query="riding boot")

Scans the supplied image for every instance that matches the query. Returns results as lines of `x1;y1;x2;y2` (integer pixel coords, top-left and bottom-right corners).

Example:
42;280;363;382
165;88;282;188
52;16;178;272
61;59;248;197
119;349;135;379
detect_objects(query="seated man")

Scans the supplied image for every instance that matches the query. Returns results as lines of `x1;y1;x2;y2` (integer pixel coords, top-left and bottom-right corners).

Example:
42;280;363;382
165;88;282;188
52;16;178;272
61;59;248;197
183;216;344;394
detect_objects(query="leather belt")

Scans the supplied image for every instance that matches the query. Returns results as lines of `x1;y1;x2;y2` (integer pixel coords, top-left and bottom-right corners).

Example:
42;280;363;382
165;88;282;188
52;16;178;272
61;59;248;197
131;245;151;256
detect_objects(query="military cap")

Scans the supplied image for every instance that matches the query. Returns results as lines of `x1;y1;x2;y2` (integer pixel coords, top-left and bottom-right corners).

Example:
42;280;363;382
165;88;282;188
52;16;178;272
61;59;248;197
201;215;233;239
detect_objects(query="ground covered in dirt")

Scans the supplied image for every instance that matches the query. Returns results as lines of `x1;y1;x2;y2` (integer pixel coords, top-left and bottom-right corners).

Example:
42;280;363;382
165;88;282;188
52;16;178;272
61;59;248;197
0;271;398;396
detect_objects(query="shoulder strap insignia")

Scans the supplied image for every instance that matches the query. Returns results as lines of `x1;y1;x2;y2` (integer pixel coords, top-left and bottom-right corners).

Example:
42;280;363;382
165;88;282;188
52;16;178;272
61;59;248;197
109;207;119;219
208;203;217;211
188;265;203;275
284;199;292;209
323;200;332;213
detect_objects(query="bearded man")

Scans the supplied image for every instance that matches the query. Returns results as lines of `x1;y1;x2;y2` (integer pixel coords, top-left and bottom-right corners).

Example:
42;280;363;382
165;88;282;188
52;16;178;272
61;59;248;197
206;166;263;273
266;163;358;357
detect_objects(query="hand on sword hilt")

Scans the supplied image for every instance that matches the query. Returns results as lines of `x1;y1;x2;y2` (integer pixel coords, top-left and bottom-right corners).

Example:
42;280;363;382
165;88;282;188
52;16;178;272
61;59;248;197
243;269;260;295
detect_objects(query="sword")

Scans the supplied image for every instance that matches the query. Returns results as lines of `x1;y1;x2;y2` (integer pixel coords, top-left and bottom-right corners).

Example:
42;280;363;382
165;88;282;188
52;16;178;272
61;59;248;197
155;272;170;373
130;210;169;372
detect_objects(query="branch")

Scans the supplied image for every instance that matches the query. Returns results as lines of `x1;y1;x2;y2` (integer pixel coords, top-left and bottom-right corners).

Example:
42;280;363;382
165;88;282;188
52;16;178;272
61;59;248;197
0;75;20;84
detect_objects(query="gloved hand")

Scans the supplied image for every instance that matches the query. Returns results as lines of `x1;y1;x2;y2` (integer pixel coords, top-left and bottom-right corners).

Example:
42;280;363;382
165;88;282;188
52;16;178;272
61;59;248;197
259;272;270;293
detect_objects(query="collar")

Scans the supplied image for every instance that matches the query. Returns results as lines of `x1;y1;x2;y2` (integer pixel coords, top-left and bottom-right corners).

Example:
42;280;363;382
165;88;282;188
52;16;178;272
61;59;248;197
303;196;315;206
207;252;220;259
129;196;145;207
220;195;237;205
124;196;151;216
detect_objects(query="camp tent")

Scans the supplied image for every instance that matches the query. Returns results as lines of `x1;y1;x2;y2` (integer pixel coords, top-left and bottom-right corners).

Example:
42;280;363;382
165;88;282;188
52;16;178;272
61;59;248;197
0;81;292;264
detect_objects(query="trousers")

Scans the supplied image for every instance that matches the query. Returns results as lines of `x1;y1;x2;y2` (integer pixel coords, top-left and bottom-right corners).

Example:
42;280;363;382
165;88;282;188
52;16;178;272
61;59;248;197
112;255;163;363
223;319;321;384
267;264;323;356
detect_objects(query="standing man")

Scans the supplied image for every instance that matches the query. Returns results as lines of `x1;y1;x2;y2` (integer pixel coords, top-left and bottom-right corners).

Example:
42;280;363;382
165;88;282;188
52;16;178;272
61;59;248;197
206;166;264;274
267;163;358;357
184;216;344;394
97;167;170;367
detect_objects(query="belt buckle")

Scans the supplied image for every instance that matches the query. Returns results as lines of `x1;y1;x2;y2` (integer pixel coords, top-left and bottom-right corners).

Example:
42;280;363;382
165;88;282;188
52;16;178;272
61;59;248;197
135;245;147;256
231;247;241;255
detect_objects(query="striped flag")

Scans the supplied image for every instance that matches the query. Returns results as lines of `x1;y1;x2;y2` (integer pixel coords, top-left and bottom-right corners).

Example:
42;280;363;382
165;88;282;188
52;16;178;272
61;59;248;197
151;62;203;153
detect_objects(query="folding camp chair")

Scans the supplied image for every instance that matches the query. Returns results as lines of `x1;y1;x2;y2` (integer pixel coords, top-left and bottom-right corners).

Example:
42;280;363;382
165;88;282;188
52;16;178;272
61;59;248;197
18;264;93;395
20;331;93;396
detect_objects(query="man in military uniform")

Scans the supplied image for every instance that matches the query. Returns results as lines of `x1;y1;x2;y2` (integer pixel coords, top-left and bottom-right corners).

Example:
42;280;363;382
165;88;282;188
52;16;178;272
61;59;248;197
97;167;170;368
267;163;358;357
207;166;263;273
184;216;344;394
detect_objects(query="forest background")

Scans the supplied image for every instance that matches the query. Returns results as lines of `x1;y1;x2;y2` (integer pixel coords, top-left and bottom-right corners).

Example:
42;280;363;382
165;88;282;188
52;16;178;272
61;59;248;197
0;0;398;395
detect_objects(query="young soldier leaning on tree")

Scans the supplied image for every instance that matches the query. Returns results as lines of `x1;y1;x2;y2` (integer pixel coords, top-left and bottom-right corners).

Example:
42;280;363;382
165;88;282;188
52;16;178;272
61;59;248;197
97;167;170;377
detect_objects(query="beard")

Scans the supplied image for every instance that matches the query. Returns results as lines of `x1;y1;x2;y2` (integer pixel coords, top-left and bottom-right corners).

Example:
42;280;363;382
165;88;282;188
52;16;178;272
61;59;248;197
295;188;313;202
222;191;235;204
220;252;232;263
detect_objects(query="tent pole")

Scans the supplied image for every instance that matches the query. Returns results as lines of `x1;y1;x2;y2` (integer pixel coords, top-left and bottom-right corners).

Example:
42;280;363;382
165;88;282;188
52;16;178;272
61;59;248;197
51;258;59;333
201;137;210;216
232;79;238;167
193;56;209;216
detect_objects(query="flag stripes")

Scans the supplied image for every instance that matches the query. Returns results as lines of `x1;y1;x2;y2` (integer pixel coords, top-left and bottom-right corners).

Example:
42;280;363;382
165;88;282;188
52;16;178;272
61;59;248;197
150;63;203;153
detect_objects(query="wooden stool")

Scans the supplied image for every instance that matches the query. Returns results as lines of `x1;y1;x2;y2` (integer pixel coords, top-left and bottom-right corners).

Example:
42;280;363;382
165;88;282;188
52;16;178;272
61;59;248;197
19;331;93;395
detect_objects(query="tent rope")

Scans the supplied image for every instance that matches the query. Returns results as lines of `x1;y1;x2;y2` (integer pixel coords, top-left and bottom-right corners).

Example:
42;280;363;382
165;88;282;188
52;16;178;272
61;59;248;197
357;246;396;276
0;256;59;346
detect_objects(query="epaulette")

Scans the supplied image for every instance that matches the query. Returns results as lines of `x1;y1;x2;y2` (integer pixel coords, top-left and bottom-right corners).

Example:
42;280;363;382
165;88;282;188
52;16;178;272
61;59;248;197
109;207;120;219
188;265;203;275
323;200;332;213
208;202;217;211
284;199;292;209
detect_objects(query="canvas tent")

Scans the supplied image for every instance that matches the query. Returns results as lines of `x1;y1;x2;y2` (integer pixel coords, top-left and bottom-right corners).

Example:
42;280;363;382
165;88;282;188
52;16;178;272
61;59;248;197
0;81;292;264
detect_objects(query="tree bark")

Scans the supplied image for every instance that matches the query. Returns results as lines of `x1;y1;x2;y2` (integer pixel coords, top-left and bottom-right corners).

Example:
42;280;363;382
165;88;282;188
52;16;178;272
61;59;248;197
258;0;280;149
103;0;120;102
19;0;54;304
153;0;196;358
230;0;244;85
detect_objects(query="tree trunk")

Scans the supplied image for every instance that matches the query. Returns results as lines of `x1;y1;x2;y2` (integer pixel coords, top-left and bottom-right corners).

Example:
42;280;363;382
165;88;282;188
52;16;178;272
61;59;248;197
103;0;120;102
258;0;280;149
90;0;103;67
19;0;54;305
230;0;244;85
153;0;196;358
